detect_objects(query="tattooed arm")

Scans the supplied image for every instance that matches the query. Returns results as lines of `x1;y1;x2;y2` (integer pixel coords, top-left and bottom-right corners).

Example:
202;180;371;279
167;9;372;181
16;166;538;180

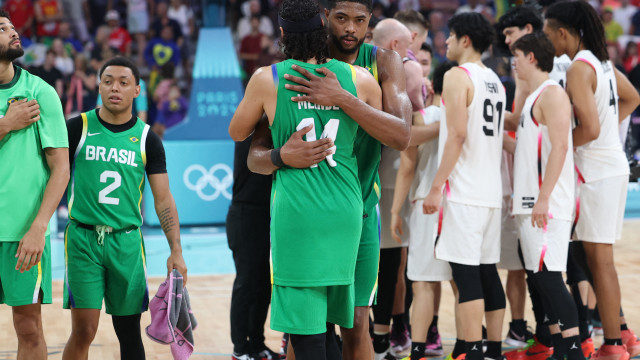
148;173;188;285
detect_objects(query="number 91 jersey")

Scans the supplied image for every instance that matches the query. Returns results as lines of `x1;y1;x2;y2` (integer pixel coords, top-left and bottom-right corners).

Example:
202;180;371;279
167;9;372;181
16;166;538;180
439;63;505;208
68;109;149;230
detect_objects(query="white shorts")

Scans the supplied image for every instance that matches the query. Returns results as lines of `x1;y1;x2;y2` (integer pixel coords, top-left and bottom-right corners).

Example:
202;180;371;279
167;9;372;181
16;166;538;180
435;199;501;266
407;200;452;282
128;12;149;34
498;200;523;271
576;175;628;244
379;188;409;249
516;216;571;273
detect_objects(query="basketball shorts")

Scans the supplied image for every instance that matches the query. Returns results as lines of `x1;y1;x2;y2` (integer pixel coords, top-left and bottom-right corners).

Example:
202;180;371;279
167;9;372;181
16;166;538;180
63;221;149;316
517;216;571;273
498;198;523;271
270;283;355;334
0;235;52;306
379;188;409;249
575;175;628;244
407;200;451;282
435;199;501;266
354;205;380;307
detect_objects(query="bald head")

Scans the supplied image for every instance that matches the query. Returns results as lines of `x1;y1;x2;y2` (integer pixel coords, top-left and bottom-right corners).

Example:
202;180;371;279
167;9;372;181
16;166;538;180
372;18;412;58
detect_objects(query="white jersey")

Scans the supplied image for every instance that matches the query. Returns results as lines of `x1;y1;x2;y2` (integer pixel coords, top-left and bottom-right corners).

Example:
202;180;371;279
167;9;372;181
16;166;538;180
439;62;505;208
513;80;575;221
572;50;629;182
379;145;400;189
549;55;571;88
409;105;440;201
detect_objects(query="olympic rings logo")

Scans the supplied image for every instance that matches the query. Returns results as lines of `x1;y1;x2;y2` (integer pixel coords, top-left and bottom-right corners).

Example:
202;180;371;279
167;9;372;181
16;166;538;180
183;164;233;201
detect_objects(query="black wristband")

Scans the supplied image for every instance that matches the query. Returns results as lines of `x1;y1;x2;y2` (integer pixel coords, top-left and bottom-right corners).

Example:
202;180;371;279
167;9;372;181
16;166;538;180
271;147;286;168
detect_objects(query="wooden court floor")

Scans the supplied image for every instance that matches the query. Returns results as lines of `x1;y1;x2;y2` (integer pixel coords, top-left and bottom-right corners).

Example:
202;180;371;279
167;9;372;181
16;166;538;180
1;220;639;359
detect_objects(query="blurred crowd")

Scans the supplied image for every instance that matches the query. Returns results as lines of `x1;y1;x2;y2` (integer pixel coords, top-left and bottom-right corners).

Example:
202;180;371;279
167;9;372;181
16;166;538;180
2;0;202;137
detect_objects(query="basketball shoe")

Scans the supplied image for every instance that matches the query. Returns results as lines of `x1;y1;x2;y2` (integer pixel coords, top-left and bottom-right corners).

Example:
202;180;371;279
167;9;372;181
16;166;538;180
444;352;467;360
582;337;595;359
232;354;255;360
503;337;553;360
621;329;640;358
591;345;630;360
425;324;444;356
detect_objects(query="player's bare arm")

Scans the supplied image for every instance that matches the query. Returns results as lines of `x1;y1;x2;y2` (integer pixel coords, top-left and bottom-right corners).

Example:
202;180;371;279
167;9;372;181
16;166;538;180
15;146;69;273
148;173;188;286
423;67;471;215
284;48;412;150
503;135;516;154
530;86;571;229
0;99;40;141
228;66;276;141
566;61;600;147
409;111;440;146
614;67;640;122
354;65;383;111
390;144;418;243
405;60;425;111
504;77;528;131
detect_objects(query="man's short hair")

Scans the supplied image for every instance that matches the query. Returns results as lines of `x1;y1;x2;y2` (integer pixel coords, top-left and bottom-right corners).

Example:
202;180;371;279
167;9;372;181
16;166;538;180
497;6;542;32
420;43;432;55
394;10;429;33
99;56;141;85
448;12;495;54
511;31;555;73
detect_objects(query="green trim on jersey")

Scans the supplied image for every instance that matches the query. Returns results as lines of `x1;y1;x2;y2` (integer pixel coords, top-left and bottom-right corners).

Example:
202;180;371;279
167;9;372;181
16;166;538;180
68;110;149;229
354;43;382;214
269;59;363;286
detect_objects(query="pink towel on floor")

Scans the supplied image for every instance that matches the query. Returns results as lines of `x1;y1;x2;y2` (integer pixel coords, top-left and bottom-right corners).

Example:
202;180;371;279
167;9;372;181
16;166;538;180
146;269;197;359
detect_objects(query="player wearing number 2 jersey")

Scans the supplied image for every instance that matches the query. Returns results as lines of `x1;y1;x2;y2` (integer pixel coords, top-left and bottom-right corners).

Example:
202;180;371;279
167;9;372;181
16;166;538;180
229;0;382;356
422;12;507;360
62;57;187;360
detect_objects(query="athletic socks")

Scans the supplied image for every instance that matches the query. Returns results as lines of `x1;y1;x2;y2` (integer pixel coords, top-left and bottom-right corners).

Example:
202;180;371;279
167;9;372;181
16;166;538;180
484;341;502;359
552;332;566;360
466;340;484;360
373;332;390;354
604;338;623;346
571;284;591;342
393;314;407;332
621;324;629;331
411;342;426;360
430;315;439;329
537;322;553;347
452;339;466;359
565;335;584;360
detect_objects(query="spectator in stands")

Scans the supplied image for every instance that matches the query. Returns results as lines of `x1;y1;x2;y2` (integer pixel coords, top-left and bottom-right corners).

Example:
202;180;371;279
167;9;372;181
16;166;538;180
61;0;90;42
34;0;63;40
603;6;624;43
168;0;195;40
608;43;626;73
30;49;64;97
398;0;420;11
615;0;637;35
239;15;267;79
59;21;83;56
145;24;181;89
152;62;176;110
431;30;447;66
151;1;184;47
372;2;386;21
128;0;155;67
89;25;118;72
64;54;98;118
86;0;109;34
623;41;639;74
3;0;34;38
106;10;132;58
236;0;273;42
427;10;446;40
630;6;640;35
51;37;73;75
153;83;188;138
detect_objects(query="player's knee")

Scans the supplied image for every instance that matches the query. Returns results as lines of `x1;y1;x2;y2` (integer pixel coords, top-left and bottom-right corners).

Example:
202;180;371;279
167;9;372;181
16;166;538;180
450;263;483;303
13;314;42;344
480;264;506;311
71;322;99;344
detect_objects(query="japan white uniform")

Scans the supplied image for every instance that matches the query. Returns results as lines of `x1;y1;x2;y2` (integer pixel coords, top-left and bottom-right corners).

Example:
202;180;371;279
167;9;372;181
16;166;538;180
435;63;506;265
572;50;629;244
407;106;452;281
513;80;575;272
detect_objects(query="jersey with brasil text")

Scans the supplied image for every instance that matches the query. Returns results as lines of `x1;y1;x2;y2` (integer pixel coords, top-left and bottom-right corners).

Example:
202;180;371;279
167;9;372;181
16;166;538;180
68;109;149;230
0;66;67;242
270;58;363;287
353;42;381;214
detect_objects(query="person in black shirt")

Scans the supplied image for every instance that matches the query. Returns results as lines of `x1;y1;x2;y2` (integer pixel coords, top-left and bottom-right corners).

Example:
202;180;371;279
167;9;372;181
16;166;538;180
30;49;63;97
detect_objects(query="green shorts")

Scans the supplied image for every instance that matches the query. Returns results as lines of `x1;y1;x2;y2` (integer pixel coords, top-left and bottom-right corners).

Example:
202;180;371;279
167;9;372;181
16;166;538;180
63;221;149;316
0;235;52;306
354;205;380;307
270;283;355;334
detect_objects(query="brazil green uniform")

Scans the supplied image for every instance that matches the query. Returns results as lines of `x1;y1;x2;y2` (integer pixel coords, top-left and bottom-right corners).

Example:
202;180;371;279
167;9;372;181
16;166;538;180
352;43;381;306
269;59;363;334
0;66;67;306
64;109;151;315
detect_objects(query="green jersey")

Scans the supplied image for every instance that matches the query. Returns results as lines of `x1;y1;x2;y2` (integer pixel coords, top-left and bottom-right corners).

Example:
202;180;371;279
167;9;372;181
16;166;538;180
0;66;67;242
353;43;381;214
68;109;149;230
270;59;363;287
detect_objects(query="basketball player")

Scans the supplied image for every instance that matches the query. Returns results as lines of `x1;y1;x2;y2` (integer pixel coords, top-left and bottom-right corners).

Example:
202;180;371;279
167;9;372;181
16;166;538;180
247;1;413;358
228;0;383;357
422;12;506;360
544;2;640;360
390;61;461;360
511;31;583;360
62;57;188;360
0;10;69;360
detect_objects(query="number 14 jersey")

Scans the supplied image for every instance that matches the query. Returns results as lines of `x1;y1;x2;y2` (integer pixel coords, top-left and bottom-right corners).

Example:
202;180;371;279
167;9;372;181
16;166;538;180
439;63;505;208
68;109;150;229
